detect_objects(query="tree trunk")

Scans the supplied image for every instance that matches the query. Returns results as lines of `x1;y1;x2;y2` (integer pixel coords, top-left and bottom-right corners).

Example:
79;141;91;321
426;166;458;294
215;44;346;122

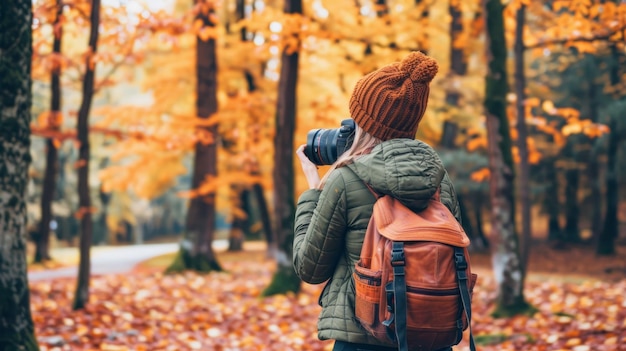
73;0;100;311
263;0;303;297
0;1;40;349
166;0;221;273
251;182;276;254
458;193;488;251
513;3;531;272
375;0;388;17
414;0;430;54
457;194;474;238
472;192;490;250
35;0;64;263
545;159;562;242
227;187;248;251
596;119;620;255
596;45;623;255
446;0;466;105
483;0;531;317
564;167;580;242
97;184;111;244
587;82;602;242
226;0;248;253
226;0;274;252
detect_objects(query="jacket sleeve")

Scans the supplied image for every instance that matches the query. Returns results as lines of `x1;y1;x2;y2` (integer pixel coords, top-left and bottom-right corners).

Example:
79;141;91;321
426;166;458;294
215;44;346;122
440;171;462;224
293;170;347;284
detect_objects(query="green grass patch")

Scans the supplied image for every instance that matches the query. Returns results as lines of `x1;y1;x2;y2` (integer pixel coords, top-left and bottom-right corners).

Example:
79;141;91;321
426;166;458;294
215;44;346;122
140;252;177;269
553;311;575;318
475;333;508;345
135;241;269;271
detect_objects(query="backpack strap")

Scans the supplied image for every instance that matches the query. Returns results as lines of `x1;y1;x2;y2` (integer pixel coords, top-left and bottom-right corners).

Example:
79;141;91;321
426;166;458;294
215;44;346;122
454;247;476;351
383;241;409;351
361;177;408;349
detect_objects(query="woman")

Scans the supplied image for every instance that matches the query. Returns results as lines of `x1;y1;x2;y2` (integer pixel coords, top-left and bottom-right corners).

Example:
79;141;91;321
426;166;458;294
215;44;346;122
293;52;461;351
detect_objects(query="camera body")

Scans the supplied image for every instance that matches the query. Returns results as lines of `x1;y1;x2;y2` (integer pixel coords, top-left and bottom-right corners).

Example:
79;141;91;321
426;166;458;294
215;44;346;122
304;119;356;166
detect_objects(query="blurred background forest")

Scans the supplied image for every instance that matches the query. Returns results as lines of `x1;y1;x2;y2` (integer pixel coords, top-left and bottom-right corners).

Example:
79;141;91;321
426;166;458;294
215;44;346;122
4;0;625;349
26;0;625;259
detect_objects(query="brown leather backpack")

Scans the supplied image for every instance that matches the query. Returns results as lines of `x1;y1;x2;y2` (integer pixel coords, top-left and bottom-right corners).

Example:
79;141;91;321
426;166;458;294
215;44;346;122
354;187;478;351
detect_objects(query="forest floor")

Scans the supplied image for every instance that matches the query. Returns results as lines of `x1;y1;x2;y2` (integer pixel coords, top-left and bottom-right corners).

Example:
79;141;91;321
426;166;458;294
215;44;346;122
30;239;626;351
29;236;626;282
469;239;626;283
126;238;626;283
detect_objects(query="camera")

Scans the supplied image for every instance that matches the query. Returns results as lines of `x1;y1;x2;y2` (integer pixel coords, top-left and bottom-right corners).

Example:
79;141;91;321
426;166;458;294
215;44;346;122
304;119;355;166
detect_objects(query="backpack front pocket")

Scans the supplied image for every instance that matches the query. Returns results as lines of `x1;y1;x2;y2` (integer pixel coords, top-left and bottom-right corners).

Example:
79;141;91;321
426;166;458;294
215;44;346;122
353;262;382;327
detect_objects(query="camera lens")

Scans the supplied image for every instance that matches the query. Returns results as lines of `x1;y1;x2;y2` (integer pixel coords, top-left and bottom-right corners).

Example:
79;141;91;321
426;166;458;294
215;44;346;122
305;128;340;166
304;129;321;165
303;119;355;166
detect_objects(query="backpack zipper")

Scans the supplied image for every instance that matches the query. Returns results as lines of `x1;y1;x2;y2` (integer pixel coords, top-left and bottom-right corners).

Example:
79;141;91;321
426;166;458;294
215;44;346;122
355;271;461;296
354;270;382;286
406;286;459;296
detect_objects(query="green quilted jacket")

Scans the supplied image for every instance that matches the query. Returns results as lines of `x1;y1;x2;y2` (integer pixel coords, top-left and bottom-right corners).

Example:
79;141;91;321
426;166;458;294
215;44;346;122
293;138;461;346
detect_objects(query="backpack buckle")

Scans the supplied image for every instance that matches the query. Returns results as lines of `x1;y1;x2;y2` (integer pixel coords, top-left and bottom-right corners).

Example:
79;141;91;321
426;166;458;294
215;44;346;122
391;242;405;266
383;282;395;329
454;250;467;270
385;282;394;312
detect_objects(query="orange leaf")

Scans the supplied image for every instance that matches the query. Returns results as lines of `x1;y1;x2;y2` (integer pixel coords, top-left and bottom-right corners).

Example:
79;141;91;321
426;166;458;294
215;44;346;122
466;137;487;152
470;168;490;182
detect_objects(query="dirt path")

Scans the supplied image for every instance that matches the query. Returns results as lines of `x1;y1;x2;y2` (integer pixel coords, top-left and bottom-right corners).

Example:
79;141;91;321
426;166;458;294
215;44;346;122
28;242;202;281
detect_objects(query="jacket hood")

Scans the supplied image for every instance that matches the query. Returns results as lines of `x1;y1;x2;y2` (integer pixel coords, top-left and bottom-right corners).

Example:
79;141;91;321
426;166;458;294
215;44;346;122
347;138;445;213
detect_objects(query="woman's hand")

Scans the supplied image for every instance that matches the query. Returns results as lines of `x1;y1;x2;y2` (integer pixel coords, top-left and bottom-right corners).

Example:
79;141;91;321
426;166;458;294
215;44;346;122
296;144;321;189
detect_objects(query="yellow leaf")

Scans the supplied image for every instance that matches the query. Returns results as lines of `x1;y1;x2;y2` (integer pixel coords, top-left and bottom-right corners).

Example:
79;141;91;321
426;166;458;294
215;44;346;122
542;100;556;114
562;124;579;136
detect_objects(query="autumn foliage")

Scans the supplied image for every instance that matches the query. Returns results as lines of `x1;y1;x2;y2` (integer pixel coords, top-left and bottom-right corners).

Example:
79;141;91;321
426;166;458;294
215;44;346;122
21;0;626;349
28;0;624;203
31;253;626;351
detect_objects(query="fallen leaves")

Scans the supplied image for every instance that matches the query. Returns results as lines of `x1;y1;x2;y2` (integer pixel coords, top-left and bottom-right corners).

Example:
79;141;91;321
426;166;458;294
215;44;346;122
32;260;329;351
30;258;626;350
466;274;626;351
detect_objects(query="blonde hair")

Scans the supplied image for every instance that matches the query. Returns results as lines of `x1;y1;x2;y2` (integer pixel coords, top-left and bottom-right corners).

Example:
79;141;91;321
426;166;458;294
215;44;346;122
317;123;382;189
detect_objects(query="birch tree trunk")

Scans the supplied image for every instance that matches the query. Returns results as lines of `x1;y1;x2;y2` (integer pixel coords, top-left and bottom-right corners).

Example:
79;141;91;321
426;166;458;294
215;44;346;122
73;0;100;310
166;0;221;273
483;0;531;317
263;0;303;297
0;0;40;348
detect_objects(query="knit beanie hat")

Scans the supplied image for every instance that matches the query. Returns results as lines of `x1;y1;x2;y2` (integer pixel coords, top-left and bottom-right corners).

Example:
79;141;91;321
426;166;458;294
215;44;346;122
349;51;439;141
